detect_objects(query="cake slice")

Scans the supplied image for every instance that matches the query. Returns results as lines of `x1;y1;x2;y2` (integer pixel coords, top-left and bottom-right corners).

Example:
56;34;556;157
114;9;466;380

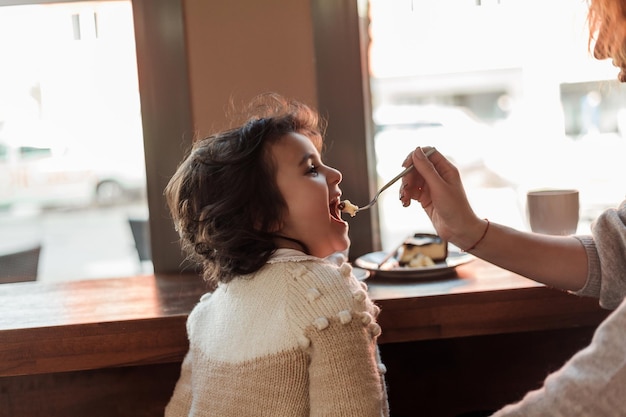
397;233;448;266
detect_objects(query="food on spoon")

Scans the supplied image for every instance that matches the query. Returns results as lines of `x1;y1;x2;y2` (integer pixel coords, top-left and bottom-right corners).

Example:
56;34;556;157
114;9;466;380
339;200;359;217
397;233;448;267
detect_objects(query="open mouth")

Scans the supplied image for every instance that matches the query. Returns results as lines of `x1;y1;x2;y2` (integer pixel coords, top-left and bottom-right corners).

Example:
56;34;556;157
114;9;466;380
330;197;344;222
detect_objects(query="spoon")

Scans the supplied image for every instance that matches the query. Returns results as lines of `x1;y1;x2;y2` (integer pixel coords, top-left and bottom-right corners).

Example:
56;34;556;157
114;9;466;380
339;146;436;216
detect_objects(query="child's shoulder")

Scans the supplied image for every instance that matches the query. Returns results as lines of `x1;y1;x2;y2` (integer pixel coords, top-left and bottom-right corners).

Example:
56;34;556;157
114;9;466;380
279;258;373;311
276;258;381;345
289;257;356;286
269;253;355;287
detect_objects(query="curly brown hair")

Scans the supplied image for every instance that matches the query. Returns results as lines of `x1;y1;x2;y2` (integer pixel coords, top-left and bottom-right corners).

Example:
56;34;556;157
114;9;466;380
164;94;326;287
588;0;626;72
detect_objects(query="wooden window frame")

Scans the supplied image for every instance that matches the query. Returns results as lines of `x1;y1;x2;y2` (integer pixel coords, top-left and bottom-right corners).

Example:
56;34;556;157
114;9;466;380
0;0;377;274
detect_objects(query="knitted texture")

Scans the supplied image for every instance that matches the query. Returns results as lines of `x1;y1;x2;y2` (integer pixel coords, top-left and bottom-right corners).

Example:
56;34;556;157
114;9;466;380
574;199;626;309
492;199;626;416
165;250;389;417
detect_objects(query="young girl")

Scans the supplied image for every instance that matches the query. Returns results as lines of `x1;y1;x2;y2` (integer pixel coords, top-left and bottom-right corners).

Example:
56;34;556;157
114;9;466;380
164;94;389;416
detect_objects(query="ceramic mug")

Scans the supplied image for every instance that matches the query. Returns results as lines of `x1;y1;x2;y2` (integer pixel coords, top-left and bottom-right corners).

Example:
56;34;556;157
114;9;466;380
526;189;579;235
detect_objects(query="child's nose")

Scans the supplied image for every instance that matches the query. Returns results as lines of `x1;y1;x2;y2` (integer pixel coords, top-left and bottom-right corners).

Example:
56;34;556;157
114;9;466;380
328;167;342;184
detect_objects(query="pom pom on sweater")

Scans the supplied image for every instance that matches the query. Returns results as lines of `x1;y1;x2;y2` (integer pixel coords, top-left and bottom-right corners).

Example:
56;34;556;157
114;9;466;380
297;334;311;348
339;262;353;277
378;363;387;374
292;263;308;278
353;289;367;303
337;310;352;324
313;316;330;330
360;312;373;325
371;304;381;317
306;287;322;302
369;322;382;338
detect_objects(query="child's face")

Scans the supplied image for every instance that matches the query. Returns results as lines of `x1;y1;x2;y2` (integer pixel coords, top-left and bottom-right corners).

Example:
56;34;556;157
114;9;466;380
271;132;349;258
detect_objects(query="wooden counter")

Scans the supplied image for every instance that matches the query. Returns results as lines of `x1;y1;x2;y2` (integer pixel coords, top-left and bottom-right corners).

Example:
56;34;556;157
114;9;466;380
0;258;609;378
0;259;611;416
371;258;608;343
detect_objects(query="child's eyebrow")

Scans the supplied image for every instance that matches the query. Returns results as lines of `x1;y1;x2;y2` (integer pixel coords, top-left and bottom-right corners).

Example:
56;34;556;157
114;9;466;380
298;153;316;166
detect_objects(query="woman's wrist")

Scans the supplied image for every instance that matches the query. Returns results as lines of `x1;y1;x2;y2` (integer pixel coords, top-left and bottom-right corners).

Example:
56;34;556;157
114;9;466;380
462;219;490;252
453;218;490;252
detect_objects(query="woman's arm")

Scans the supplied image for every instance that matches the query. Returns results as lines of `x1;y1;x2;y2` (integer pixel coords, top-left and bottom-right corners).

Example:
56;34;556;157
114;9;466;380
400;147;588;292
468;221;588;292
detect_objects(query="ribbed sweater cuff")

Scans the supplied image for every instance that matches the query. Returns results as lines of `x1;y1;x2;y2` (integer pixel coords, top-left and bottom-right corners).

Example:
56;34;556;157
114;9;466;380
571;235;601;298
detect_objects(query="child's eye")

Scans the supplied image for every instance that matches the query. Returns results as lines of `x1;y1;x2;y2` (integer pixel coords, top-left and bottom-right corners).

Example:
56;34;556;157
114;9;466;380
307;164;319;176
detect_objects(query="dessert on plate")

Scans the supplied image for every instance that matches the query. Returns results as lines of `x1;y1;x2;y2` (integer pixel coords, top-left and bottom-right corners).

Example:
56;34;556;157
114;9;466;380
397;233;448;267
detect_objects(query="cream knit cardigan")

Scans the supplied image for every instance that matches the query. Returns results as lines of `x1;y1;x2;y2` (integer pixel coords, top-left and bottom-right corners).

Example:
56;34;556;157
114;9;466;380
165;249;389;417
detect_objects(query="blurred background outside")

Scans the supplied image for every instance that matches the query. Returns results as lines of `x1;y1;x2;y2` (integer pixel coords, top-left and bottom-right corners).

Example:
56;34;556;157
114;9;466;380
369;0;626;250
0;1;149;282
1;0;624;282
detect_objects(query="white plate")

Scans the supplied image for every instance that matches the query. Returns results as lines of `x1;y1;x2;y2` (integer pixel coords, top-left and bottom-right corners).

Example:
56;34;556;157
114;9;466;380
354;250;474;280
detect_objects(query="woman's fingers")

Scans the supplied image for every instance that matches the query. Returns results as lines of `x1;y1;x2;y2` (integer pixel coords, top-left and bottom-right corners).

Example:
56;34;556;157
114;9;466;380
399;147;436;206
412;147;456;185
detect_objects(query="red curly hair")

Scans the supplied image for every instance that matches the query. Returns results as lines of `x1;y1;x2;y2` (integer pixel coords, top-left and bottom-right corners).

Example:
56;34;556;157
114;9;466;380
588;0;626;80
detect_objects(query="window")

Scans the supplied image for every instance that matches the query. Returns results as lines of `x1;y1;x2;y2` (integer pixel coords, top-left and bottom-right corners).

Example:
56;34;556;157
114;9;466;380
367;0;626;251
0;0;193;285
0;1;150;282
4;0;618;285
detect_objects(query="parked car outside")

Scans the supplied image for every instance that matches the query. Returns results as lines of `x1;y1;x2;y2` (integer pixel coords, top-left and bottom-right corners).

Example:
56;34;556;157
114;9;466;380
0;139;146;209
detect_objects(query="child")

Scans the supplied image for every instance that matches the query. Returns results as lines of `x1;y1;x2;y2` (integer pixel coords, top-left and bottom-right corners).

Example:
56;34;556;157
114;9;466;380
164;93;389;416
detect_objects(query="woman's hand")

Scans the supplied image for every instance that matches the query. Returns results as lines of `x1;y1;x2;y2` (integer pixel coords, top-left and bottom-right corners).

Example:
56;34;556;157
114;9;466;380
399;147;486;251
398;147;588;291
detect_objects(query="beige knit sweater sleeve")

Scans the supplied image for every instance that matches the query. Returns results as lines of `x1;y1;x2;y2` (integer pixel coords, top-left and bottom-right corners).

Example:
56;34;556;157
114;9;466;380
490;301;626;416
573;200;626;309
286;260;389;417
